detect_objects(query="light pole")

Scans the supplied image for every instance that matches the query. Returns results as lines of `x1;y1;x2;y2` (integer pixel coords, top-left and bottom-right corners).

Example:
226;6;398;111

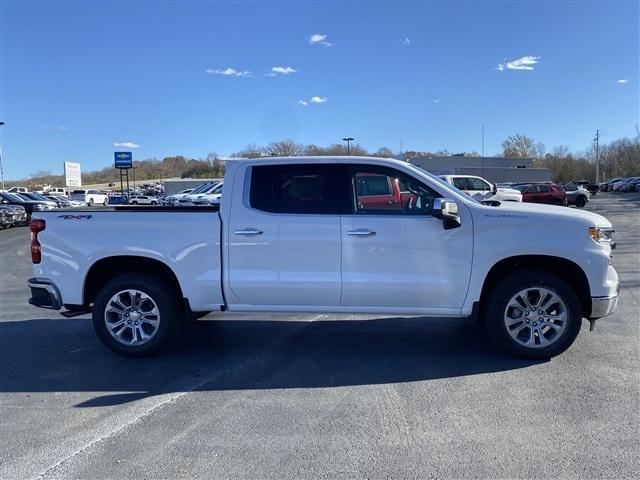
0;122;5;191
342;137;354;155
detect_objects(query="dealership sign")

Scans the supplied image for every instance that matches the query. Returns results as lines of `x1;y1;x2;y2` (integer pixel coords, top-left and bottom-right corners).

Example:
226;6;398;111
63;161;82;187
114;151;133;168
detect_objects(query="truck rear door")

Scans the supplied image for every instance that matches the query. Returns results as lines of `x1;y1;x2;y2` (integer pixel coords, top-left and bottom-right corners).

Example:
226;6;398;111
225;163;349;307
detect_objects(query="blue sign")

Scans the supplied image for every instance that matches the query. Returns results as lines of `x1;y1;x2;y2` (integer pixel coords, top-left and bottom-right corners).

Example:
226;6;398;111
114;151;133;168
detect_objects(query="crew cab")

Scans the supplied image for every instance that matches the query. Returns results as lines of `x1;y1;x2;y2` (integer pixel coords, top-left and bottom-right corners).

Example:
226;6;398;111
439;175;522;202
27;157;619;359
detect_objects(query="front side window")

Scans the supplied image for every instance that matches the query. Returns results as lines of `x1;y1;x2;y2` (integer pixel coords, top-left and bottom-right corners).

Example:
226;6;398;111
468;177;492;191
250;164;350;214
452;178;470;190
350;166;440;215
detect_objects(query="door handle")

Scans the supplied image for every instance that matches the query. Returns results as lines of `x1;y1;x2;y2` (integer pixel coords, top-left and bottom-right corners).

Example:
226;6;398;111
347;229;376;237
234;228;263;235
386;200;398;205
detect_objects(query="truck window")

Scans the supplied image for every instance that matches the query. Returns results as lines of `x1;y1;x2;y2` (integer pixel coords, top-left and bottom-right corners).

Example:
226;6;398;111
349;166;439;216
468;177;492;191
452;178;470;190
250;164;350;214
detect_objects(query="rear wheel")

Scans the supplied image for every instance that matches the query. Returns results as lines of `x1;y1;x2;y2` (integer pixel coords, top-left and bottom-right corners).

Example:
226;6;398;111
575;196;587;208
483;269;582;359
92;273;182;357
88;198;94;206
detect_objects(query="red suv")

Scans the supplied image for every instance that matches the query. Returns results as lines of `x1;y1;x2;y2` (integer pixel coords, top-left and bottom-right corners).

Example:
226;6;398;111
515;183;567;206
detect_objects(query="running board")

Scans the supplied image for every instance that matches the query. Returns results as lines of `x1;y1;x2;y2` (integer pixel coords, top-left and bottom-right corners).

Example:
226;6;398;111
60;309;91;318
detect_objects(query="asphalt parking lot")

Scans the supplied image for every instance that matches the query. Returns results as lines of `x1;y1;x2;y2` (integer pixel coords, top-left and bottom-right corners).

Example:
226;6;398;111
1;193;638;479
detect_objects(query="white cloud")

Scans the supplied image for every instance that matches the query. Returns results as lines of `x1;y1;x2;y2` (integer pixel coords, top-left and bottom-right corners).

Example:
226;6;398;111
297;100;308;107
44;124;69;131
113;142;140;149
402;37;411;46
308;33;333;47
206;67;252;77
434;99;440;104
271;66;297;75
497;55;540;71
310;96;327;104
617;79;629;84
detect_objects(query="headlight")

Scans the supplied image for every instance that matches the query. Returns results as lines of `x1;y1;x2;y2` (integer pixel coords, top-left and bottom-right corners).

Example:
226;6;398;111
589;227;615;246
33;204;45;210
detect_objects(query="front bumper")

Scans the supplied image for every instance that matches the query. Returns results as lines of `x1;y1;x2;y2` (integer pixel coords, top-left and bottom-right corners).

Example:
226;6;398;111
27;278;62;310
589;292;619;319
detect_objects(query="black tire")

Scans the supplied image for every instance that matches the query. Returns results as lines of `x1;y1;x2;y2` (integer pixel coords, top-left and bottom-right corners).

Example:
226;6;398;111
131;201;137;205
575;196;587;208
483;269;582;359
552;198;564;206
103;199;108;206
88;198;94;206
92;273;182;357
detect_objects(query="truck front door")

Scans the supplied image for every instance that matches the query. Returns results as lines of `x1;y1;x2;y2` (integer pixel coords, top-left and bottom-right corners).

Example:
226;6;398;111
340;165;473;311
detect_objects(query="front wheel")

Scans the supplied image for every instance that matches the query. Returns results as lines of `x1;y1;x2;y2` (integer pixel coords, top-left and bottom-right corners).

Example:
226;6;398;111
103;199;109;206
575;196;587;208
483;269;582;359
92;273;182;357
552;198;564;206
88;198;94;206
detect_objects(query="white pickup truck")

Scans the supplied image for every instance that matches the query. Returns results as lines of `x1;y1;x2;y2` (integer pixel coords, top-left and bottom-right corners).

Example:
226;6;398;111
27;157;619;359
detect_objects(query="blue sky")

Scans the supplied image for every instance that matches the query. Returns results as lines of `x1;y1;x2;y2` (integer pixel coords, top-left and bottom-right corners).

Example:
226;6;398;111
1;0;638;179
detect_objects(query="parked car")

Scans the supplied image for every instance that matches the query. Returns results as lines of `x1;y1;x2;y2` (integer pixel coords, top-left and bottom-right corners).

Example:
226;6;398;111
0;205;16;229
439;175;522;202
7;186;28;194
190;182;224;206
45;187;67;196
18;192;59;209
611;178;631;192
176;182;222;206
69;189;109;206
128;195;159;205
569;180;598;195
0;192;56;218
44;194;85;208
599;178;619;192
620;177;640;192
108;194;128;205
161;188;194;205
563;184;590;208
28;156;618;360
0;204;28;226
514;183;567;206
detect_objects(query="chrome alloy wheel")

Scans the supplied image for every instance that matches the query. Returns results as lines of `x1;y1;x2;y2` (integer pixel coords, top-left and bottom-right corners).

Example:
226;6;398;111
104;289;161;346
504;287;568;348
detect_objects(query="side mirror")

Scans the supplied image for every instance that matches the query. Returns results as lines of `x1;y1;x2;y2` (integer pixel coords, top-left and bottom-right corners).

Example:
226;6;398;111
492;183;497;194
433;198;461;230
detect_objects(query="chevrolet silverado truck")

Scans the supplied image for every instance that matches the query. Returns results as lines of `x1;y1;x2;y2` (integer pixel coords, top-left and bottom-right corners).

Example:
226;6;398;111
27;157;619;359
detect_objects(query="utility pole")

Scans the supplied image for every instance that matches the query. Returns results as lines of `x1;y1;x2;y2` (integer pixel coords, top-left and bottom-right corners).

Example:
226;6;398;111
594;129;600;183
0;122;5;191
481;124;485;178
342;137;354;155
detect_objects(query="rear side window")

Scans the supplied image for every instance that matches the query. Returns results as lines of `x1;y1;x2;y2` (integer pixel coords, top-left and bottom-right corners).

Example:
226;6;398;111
250;164;350;214
468;178;491;191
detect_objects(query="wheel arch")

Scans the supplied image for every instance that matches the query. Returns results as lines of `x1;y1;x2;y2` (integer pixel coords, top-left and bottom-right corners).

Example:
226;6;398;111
479;255;592;319
83;255;184;308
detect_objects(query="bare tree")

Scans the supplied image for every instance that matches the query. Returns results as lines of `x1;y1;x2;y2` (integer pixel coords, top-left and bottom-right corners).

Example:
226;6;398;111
374;147;395;158
501;134;545;158
267;139;304;157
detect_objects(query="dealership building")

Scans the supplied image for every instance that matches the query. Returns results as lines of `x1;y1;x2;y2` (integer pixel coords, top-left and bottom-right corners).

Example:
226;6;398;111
405;156;551;183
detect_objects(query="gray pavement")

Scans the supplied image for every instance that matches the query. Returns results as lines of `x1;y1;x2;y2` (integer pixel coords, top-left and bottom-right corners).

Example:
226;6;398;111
0;193;638;479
